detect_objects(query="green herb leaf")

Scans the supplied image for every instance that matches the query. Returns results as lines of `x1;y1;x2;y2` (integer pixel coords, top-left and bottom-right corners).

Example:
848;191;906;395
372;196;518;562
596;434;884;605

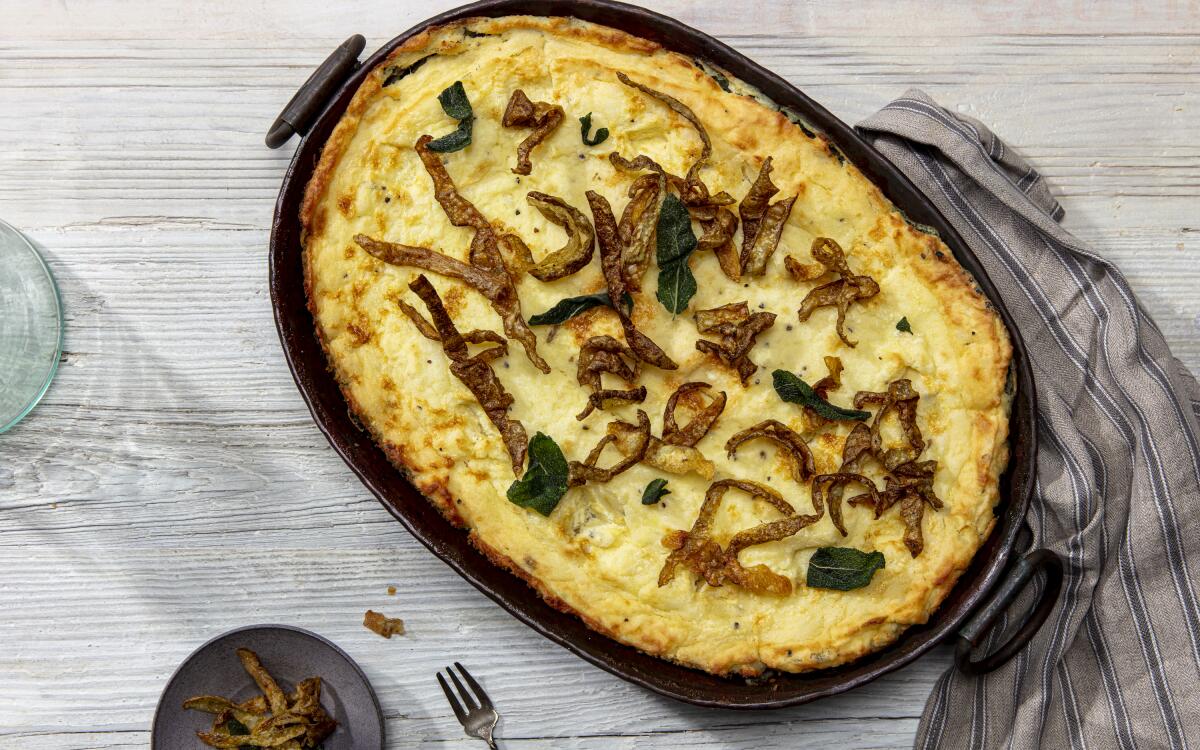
223;719;249;736
382;55;432;87
426;81;474;153
772;369;870;421
506;432;569;516
641;478;671;505
579;113;610;146
896;317;913;334
655;194;698;315
807;547;886;590
709;70;731;92
529;292;611;325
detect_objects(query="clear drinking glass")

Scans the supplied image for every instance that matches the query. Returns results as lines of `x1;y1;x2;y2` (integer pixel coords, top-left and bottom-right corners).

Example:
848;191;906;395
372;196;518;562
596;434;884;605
0;218;63;433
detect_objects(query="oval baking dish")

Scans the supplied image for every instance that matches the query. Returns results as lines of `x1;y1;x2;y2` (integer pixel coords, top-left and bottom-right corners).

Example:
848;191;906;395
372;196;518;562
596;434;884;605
269;0;1059;708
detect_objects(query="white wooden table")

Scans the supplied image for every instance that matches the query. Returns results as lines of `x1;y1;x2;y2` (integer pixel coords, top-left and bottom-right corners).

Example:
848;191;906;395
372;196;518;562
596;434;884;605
2;2;1197;747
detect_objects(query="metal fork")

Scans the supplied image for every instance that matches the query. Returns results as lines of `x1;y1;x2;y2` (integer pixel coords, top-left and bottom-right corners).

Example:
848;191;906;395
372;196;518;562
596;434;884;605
436;662;499;749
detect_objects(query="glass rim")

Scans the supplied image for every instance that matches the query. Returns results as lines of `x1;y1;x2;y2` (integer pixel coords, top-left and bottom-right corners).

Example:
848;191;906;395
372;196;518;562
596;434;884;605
0;217;64;434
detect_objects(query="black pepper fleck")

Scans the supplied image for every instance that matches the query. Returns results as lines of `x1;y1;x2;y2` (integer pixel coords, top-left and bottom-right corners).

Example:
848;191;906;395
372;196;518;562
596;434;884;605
786;324;793;331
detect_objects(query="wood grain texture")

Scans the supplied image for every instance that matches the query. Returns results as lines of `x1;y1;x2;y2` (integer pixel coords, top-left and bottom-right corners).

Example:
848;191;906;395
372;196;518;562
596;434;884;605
0;1;1197;747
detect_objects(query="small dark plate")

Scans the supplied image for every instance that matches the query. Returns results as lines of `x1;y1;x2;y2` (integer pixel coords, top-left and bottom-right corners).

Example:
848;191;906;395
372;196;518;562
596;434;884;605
151;625;384;749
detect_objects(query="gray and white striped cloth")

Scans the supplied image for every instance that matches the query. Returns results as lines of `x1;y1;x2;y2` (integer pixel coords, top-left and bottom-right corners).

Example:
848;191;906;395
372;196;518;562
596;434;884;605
858;90;1200;749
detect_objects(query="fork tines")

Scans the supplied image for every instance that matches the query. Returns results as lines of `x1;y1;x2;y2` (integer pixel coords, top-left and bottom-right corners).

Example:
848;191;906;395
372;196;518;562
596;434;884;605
436;662;499;749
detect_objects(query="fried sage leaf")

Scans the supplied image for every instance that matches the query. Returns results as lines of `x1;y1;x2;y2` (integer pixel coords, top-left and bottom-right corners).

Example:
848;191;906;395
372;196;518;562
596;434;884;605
426;81;474;153
655;193;699;315
694;301;776;383
662;382;726;447
642;477;670;505
772;369;870;421
897;316;913;334
796;236;881;347
568;410;651;486
579;112;609;146
739;157;797;276
586;190;678;369
659;479;819;596
806;547;886;591
525;191;596;281
502;89;564;175
725;419;816;484
408;275;529;473
506;432;569;516
528;291;618;326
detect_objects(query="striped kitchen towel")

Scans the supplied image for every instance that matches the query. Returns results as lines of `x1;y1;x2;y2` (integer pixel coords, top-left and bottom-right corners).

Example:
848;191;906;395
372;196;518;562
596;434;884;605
858;90;1200;749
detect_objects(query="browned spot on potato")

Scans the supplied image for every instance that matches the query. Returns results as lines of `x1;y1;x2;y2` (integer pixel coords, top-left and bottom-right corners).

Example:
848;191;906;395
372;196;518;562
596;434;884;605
443;285;466;317
347;322;373;346
381;376;396;391
337;193;354;217
343;245;357;259
523;555;538;569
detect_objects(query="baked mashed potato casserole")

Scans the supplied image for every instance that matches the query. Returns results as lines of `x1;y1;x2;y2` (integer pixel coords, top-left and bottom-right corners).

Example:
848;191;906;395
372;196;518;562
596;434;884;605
300;15;1012;676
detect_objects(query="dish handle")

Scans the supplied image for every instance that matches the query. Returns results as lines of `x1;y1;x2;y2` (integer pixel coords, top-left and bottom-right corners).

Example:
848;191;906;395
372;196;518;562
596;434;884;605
954;548;1064;675
266;34;366;148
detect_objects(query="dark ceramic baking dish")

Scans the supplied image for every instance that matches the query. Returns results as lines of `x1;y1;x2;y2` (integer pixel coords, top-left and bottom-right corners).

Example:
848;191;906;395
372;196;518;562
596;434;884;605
268;0;1062;708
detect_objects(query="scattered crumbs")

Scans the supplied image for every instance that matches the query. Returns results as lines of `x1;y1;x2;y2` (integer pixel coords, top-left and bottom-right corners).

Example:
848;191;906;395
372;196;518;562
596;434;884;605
364;610;406;639
50;502;58;510
387;585;397;596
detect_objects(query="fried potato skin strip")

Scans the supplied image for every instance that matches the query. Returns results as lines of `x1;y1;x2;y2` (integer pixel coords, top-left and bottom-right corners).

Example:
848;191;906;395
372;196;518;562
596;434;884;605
606;419;716;479
796;237;881;348
237;648;287;716
575;335;645;420
659;479;818;596
567;409;651;486
586;190;678;369
724;419;816;483
408;134;549;371
409;274;529;474
693;302;776;384
616;72;711;186
502;89;565;175
525;191;596;281
661;382;726;447
738;158;797;277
